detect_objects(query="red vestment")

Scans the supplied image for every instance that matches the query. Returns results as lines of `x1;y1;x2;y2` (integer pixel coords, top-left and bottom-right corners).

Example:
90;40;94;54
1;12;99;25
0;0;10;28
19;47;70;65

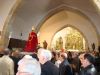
24;31;38;52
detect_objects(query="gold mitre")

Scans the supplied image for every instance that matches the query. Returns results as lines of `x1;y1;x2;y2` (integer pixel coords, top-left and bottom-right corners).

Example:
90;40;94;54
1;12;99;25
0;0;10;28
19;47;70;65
32;26;35;30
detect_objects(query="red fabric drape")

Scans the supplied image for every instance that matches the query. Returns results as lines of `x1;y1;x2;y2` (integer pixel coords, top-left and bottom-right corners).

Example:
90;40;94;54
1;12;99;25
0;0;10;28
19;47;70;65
24;31;38;52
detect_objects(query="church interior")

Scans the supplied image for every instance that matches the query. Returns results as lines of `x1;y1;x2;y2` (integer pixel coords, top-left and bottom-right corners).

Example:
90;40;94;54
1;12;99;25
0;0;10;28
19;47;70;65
0;0;100;52
0;0;100;75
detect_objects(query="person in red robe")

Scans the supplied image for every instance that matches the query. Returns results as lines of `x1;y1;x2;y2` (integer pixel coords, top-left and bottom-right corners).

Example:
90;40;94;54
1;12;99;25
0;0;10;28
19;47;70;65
24;27;38;52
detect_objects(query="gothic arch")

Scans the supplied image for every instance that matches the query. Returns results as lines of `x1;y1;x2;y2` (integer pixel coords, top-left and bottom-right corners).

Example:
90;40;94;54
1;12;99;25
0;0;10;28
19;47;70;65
37;5;99;50
37;5;99;45
51;25;88;50
1;0;22;47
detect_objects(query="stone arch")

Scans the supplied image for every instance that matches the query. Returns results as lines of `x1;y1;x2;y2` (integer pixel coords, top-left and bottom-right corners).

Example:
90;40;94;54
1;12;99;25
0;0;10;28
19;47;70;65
37;5;99;41
37;5;99;50
1;0;22;47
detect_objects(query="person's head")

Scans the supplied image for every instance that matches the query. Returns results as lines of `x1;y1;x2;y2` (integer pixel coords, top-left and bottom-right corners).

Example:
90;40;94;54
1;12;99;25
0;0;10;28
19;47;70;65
11;50;20;57
60;52;67;62
0;45;5;52
79;53;95;68
79;52;85;61
67;51;72;59
0;46;6;57
51;51;56;58
37;48;52;64
0;50;4;57
72;52;78;58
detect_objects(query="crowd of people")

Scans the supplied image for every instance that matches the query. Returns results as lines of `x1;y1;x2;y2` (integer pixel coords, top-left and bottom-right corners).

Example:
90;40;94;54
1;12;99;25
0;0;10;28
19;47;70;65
0;46;100;75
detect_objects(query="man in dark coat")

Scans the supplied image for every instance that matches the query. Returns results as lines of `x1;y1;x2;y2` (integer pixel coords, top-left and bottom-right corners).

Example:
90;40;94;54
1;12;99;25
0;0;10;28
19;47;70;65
37;48;59;75
79;53;98;75
59;53;73;75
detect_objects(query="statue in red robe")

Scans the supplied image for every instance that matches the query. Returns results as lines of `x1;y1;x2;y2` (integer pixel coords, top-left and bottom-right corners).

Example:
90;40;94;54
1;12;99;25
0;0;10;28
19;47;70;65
24;28;38;52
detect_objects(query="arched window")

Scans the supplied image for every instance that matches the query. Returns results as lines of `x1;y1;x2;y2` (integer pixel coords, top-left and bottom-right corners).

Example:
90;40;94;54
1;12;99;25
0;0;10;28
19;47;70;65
51;27;86;51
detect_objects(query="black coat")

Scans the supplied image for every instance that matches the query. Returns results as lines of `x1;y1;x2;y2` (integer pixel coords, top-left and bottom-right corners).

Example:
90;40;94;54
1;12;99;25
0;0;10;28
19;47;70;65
79;65;98;75
41;61;59;75
10;56;20;75
59;59;73;75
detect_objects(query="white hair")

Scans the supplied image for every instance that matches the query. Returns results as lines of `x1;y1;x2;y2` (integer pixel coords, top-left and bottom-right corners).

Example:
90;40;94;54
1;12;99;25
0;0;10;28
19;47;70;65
61;52;68;58
63;53;67;58
38;48;52;61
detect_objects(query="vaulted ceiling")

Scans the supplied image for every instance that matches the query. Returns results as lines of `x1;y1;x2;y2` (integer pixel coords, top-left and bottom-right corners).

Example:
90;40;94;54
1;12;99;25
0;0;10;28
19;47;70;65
11;0;100;39
0;0;100;48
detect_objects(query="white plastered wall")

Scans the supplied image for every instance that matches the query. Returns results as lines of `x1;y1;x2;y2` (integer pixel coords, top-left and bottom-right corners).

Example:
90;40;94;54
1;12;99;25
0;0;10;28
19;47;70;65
0;0;17;31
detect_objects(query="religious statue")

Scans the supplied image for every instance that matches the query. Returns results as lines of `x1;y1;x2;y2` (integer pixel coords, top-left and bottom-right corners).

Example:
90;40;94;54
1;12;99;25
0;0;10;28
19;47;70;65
43;40;48;49
24;26;38;52
91;43;95;51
